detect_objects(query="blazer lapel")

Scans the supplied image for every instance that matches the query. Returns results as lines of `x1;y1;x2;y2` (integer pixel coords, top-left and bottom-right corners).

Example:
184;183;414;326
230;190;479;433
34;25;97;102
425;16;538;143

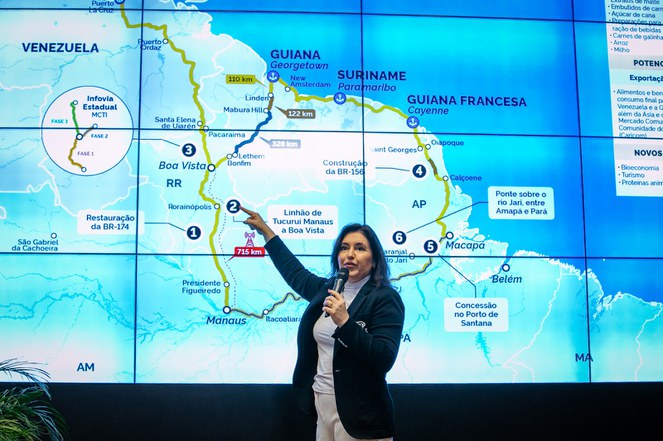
347;284;370;317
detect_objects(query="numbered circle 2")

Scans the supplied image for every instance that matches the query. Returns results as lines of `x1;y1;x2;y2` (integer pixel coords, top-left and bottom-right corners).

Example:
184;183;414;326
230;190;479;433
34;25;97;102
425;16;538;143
41;86;134;176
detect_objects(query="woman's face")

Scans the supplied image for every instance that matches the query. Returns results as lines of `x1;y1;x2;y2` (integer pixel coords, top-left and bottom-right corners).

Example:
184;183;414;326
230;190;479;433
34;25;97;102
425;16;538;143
337;231;374;283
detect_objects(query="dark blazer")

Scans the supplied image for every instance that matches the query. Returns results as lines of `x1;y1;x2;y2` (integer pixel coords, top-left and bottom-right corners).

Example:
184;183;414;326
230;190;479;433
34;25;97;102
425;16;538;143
265;236;405;439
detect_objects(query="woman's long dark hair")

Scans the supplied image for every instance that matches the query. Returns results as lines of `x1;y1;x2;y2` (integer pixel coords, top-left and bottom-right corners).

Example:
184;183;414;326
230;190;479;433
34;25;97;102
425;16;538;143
329;223;392;287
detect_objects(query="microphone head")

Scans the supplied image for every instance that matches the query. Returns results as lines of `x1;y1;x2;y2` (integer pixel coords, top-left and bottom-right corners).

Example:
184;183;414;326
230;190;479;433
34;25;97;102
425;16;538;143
331;267;350;293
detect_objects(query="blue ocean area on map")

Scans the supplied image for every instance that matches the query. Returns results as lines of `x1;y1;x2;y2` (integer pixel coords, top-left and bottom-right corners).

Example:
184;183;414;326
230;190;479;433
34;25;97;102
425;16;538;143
0;0;605;20
207;10;361;102
196;0;573;18
441;136;585;260
360;16;578;136
590;258;663;304
211;13;579;137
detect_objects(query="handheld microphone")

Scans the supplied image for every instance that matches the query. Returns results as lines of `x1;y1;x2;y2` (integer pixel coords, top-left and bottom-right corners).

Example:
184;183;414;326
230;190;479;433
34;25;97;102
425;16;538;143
332;267;349;293
325;267;349;317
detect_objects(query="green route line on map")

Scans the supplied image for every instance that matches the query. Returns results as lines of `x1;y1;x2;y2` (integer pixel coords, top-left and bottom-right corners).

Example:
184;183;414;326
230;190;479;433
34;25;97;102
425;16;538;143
120;5;237;310
66;101;92;170
121;5;453;316
67;138;84;170
285;80;452;235
201;82;277;312
390;258;433;284
121;7;287;318
70;101;81;134
285;80;453;281
231;291;303;319
414;129;452;237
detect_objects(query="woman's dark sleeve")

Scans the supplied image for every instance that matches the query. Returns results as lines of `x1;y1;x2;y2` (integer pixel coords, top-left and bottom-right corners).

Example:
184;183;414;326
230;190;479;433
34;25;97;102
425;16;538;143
264;236;328;302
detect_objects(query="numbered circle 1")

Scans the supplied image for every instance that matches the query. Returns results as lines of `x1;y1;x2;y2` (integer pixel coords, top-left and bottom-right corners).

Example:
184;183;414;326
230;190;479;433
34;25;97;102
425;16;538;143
186;225;202;240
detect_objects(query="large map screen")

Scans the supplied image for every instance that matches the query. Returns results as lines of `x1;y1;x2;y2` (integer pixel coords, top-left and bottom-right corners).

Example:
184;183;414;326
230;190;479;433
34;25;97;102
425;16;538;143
1;0;662;384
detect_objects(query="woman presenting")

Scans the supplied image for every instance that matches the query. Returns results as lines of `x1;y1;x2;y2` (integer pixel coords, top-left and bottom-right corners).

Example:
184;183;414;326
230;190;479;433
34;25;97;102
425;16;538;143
241;206;405;441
